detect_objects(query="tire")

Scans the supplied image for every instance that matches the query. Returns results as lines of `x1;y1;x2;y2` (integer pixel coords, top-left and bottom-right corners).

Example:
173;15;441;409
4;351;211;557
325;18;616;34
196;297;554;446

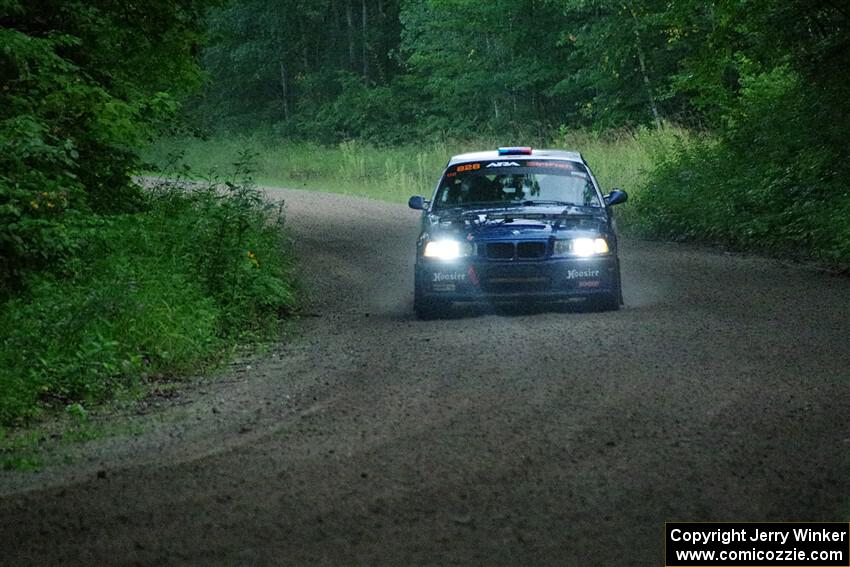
593;291;621;311
593;269;622;311
414;279;449;319
617;263;625;306
414;296;450;320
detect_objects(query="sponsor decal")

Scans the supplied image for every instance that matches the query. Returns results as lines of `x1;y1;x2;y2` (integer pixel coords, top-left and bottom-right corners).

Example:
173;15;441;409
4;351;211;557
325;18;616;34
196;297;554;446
485;161;521;168
565;268;601;280
432;272;467;283
526;161;575;170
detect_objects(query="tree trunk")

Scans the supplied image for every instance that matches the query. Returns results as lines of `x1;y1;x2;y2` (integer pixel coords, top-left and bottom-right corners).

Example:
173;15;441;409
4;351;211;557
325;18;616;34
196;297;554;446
629;7;662;128
279;59;289;121
275;25;290;122
362;0;369;81
346;0;355;70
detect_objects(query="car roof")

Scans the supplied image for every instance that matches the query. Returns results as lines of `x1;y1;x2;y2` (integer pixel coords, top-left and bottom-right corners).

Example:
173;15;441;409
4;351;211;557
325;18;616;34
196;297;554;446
447;149;585;167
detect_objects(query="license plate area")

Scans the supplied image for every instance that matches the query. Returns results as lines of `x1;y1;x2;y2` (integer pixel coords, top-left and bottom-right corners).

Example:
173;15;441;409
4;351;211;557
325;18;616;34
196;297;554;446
480;276;551;293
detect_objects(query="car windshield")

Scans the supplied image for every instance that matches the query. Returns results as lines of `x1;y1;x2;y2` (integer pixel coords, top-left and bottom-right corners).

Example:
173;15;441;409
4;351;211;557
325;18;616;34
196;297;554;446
433;160;601;210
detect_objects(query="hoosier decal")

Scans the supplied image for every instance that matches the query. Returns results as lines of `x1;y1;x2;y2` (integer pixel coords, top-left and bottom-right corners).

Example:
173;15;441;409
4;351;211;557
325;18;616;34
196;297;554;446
565;268;601;280
432;272;467;283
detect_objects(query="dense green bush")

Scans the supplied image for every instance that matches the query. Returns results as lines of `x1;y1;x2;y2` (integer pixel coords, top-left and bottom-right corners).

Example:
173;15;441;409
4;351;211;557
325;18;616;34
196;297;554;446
0;0;299;426
633;63;850;264
0;0;217;295
0;172;296;425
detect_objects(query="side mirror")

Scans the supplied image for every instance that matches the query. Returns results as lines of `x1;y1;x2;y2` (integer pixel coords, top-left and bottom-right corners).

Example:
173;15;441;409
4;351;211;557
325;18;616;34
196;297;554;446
408;195;427;210
604;189;628;206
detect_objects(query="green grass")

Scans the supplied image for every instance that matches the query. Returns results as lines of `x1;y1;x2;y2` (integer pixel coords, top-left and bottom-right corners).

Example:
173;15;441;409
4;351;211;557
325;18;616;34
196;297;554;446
146;136;457;202
0;417;147;471
144;126;690;218
0;428;43;471
0;170;297;426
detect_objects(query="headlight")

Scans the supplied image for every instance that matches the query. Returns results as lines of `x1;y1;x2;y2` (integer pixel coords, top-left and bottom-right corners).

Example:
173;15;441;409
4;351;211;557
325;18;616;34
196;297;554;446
554;237;610;257
423;240;473;260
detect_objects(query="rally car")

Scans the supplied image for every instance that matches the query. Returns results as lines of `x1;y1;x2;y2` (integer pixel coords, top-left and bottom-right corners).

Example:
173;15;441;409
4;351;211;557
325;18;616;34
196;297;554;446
408;147;628;319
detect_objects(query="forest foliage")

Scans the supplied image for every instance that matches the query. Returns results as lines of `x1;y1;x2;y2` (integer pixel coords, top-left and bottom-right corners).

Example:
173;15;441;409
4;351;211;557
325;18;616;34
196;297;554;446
1;0;217;294
193;0;850;260
0;1;295;426
195;0;847;140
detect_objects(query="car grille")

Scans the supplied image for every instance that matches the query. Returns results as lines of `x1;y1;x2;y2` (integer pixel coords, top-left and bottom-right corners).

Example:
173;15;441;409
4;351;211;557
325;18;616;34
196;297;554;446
483;241;547;260
517;242;546;259
485;242;515;259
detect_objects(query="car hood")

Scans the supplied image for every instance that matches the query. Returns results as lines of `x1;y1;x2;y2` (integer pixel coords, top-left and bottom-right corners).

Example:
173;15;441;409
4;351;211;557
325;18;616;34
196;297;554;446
426;205;609;241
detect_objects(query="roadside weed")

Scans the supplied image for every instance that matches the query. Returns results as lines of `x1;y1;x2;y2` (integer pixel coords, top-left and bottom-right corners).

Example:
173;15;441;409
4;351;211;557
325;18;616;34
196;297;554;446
0;154;297;426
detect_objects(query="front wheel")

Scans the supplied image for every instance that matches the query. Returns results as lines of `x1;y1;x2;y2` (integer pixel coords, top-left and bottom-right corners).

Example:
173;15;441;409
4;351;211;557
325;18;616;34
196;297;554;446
592;270;622;311
593;291;620;311
414;296;451;320
414;279;450;319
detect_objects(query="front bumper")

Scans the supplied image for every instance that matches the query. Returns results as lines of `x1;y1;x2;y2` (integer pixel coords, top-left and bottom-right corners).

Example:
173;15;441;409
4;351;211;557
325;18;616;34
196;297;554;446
415;256;619;302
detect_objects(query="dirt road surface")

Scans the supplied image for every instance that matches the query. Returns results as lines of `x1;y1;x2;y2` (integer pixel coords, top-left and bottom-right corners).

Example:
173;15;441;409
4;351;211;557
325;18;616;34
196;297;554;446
1;188;848;566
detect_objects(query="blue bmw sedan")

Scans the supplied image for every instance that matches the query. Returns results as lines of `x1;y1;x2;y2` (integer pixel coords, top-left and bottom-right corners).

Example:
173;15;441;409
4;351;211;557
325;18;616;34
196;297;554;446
408;147;628;318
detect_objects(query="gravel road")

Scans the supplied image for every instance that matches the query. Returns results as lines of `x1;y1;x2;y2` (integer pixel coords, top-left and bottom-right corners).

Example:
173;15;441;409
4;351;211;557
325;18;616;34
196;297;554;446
1;188;848;566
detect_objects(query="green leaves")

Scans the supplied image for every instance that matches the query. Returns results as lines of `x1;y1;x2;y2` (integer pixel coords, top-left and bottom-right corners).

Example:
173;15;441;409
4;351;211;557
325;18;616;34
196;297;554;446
0;171;296;425
1;0;219;292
